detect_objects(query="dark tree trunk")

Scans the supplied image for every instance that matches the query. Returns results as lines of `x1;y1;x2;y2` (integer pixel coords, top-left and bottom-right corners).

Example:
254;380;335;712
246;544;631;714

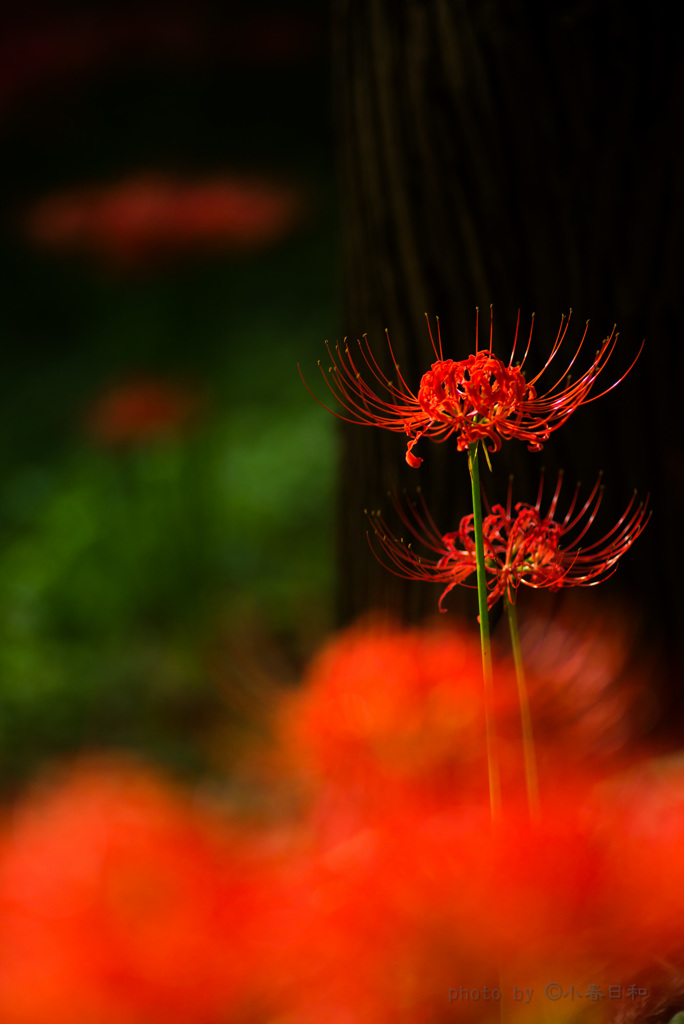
330;0;682;684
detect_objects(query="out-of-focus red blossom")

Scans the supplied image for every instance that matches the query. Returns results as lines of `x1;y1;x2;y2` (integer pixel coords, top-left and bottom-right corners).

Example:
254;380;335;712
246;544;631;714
511;595;660;763
2;627;684;1024
277;620;522;812
597;758;684;970
244;807;495;1024
302;310;642;467
25;175;307;269
249;786;684;1024
261;623;684;1022
0;759;257;1024
86;377;201;445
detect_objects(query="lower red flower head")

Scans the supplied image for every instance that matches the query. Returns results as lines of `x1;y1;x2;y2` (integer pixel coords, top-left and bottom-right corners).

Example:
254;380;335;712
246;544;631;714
369;472;649;611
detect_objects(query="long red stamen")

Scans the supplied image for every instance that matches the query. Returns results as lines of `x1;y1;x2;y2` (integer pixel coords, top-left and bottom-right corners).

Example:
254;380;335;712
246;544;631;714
302;311;643;463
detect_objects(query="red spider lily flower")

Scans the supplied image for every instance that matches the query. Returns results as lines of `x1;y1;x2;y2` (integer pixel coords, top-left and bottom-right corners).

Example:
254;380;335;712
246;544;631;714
25;175;306;269
86;376;201;445
301;309;643;467
368;472;650;610
0;758;259;1024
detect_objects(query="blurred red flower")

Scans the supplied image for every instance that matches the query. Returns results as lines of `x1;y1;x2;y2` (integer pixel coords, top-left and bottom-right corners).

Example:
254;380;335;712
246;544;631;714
265;621;684;1021
249;782;684;1024
86;376;201;445
598;758;684;971
0;625;681;1024
277;620;513;814
508;595;660;764
25;175;307;269
0;759;254;1024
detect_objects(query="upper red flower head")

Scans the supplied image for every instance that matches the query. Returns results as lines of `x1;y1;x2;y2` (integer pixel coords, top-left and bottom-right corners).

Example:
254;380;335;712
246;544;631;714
301;309;643;467
369;472;650;611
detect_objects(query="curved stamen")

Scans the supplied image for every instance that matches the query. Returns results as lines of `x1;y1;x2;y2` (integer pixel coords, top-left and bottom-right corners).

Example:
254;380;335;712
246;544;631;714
302;311;643;461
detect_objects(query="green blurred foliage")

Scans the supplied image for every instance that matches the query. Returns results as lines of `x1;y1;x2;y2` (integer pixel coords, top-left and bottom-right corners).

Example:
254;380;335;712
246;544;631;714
0;304;336;786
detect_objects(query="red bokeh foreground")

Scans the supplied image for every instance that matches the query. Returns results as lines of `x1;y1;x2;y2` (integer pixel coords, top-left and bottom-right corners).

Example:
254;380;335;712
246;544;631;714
0;612;682;1024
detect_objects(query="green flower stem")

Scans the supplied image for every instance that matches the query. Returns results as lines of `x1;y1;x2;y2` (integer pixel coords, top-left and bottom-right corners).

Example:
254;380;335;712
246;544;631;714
467;442;501;821
504;592;540;820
